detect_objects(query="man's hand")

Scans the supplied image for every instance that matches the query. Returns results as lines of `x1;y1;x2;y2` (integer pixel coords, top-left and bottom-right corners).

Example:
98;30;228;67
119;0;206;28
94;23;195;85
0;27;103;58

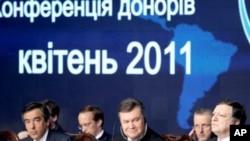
18;131;29;140
188;128;196;140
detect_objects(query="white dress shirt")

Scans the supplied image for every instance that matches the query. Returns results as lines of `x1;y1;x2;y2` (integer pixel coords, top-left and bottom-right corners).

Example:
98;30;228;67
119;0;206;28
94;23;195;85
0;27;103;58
218;136;229;141
34;129;48;141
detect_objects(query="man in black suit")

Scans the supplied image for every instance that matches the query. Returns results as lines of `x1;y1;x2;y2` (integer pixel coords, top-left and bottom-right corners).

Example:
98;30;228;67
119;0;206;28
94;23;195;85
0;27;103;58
78;105;111;141
41;99;65;132
208;98;247;141
18;99;65;140
112;97;165;141
189;108;216;141
20;102;73;141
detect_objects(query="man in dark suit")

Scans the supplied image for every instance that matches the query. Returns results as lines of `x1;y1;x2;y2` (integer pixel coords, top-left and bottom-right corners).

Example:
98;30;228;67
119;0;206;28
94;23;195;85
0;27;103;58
18;99;65;140
112;97;165;141
41;99;65;132
20;102;73;141
78;105;111;141
208;98;247;141
189;108;216;141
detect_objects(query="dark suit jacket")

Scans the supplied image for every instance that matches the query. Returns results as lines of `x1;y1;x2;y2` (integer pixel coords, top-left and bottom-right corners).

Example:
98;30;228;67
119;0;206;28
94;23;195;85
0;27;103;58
98;131;111;141
207;136;217;141
51;123;64;133
194;133;217;141
21;129;73;141
112;127;165;141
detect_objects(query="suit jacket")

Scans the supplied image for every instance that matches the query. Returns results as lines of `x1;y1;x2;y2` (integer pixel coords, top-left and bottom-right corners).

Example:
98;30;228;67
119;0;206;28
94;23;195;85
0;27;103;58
21;129;73;141
207;137;217;141
52;123;65;133
194;133;217;141
98;131;111;141
112;127;165;141
205;133;217;141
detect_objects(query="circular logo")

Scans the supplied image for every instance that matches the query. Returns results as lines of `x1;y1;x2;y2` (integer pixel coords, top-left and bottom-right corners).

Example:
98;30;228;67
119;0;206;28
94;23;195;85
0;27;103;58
239;0;250;45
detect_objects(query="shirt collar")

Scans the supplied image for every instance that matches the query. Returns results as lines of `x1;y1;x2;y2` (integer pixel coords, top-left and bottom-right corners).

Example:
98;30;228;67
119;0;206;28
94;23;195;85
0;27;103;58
218;136;230;141
35;129;48;141
96;129;104;140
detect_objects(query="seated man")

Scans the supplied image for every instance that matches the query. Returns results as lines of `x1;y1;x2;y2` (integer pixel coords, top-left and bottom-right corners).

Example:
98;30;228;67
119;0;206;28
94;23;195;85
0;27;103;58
41;99;65;132
78;105;111;141
189;108;216;141
208;98;247;141
112;97;165;141
20;102;73;141
18;99;64;139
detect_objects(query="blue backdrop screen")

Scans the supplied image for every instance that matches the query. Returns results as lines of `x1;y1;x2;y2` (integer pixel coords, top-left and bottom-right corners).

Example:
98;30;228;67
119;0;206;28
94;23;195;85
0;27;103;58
0;0;250;135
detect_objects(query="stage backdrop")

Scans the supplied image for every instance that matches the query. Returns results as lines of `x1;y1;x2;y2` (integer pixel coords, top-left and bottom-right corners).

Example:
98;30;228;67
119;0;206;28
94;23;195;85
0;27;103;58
1;0;250;135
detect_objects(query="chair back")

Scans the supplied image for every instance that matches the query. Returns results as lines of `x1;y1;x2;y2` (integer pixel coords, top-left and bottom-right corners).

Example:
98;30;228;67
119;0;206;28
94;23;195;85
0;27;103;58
162;134;193;141
0;131;19;141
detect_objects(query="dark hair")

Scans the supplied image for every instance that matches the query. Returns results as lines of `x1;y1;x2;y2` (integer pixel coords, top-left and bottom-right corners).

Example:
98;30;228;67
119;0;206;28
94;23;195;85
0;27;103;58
41;99;60;117
21;102;50;122
218;98;247;125
118;97;145;117
78;105;104;127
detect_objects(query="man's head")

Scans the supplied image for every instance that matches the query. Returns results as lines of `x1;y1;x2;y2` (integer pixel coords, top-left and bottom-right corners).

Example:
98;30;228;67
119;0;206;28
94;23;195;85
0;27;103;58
193;108;213;141
118;98;146;140
211;98;247;139
78;105;104;137
40;99;60;129
21;102;50;140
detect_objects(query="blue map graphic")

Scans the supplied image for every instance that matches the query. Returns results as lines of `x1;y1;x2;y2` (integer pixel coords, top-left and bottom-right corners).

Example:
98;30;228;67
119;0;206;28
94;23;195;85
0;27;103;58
138;15;237;129
2;0;250;134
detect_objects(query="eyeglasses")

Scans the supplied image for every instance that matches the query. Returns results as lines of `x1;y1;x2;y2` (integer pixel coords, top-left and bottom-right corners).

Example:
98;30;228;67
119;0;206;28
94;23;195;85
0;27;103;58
194;124;211;129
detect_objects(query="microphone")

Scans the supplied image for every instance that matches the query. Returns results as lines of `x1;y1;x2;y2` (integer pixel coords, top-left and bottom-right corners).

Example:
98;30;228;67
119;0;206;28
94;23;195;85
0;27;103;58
111;121;117;141
120;126;127;140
